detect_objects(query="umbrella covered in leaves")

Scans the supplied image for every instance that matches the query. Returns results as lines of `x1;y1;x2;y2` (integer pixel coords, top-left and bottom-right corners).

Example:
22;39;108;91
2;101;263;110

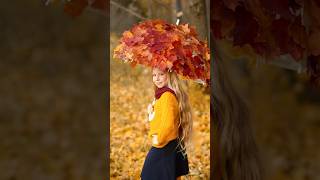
113;19;210;85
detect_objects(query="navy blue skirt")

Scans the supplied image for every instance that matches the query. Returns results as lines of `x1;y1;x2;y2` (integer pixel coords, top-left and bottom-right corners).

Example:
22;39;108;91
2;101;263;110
140;138;189;180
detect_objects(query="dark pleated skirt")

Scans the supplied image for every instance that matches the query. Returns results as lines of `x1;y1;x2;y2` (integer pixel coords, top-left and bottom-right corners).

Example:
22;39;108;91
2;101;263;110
140;138;189;180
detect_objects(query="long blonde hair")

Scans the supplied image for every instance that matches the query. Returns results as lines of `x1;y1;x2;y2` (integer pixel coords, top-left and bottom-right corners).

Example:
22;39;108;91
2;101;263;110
212;42;263;180
153;70;193;157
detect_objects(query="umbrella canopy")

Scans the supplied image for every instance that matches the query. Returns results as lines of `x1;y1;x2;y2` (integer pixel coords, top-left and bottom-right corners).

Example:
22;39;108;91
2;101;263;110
113;19;210;85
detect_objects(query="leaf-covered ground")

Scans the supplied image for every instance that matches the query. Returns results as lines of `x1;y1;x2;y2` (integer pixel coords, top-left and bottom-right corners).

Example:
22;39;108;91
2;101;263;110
110;35;210;179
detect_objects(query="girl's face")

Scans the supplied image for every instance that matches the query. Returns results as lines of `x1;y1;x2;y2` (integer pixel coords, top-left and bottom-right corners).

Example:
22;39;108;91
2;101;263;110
152;68;168;88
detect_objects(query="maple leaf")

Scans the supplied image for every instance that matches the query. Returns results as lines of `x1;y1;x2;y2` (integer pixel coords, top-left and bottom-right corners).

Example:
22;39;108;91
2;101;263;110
212;0;320;85
123;31;134;39
180;24;191;34
113;19;210;83
166;61;173;69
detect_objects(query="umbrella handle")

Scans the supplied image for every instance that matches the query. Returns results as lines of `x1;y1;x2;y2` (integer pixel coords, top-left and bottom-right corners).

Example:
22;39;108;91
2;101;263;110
176;19;180;25
176;0;183;25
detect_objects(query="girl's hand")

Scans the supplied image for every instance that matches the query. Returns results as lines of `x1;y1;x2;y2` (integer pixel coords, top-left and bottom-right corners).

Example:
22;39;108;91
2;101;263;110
148;110;155;122
147;98;156;122
151;134;159;145
147;98;155;113
147;103;153;114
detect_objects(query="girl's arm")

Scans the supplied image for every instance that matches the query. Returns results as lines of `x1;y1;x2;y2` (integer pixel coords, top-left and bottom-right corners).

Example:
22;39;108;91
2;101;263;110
153;92;179;147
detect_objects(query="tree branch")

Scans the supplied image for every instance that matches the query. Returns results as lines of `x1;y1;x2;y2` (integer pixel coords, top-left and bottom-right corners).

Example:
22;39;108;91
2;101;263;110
110;0;147;20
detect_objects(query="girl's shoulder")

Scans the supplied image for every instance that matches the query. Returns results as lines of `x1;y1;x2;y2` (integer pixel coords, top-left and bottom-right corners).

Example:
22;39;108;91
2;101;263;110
160;91;175;98
159;91;178;104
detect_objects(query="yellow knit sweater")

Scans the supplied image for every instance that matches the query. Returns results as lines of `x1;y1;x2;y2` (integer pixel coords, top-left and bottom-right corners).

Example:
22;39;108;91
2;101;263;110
148;91;179;148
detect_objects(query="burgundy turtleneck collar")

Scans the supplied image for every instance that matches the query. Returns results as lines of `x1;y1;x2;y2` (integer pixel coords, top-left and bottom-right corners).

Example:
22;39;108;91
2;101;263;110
155;86;176;99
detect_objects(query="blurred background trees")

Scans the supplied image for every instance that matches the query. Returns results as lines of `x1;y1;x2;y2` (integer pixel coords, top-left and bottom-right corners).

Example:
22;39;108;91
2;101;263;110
0;1;106;179
213;1;320;179
1;0;319;179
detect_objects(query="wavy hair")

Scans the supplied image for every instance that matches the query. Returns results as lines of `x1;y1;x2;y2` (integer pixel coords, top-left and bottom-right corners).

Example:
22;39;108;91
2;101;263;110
153;70;193;157
212;43;263;180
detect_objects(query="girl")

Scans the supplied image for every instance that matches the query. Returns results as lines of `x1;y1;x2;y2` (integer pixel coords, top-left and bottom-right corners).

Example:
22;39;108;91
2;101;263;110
140;67;193;180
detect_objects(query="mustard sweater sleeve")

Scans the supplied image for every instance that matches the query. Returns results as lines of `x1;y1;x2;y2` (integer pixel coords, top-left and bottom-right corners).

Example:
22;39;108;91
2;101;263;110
154;92;179;148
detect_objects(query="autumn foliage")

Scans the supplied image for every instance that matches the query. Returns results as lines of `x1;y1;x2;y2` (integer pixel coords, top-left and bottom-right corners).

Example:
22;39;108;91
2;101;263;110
113;19;211;85
212;0;320;85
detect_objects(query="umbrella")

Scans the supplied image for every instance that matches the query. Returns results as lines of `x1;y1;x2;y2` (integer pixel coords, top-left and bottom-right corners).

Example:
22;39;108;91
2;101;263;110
113;19;210;85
